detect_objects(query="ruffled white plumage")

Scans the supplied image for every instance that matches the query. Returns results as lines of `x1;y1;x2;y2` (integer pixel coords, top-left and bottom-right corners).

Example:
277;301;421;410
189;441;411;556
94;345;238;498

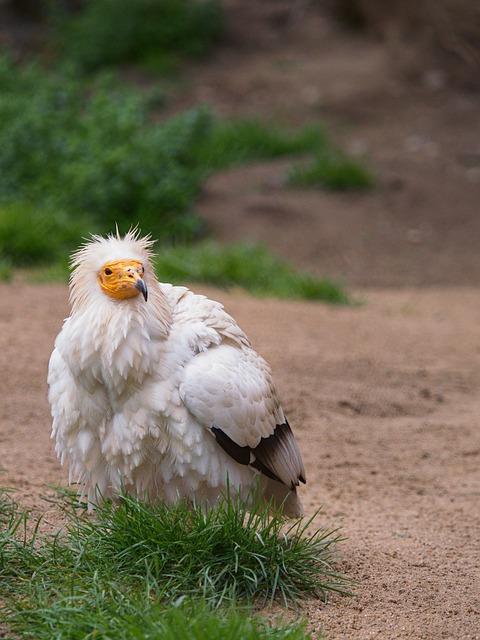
48;232;305;515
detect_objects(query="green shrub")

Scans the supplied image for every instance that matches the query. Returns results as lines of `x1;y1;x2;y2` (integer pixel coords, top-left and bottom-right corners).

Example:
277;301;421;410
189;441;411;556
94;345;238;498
0;59;207;245
288;152;374;190
24;241;349;303
54;0;224;72
25;258;71;283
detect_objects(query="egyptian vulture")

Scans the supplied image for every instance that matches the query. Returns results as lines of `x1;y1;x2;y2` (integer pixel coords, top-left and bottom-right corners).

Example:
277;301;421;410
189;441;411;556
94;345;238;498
48;231;306;516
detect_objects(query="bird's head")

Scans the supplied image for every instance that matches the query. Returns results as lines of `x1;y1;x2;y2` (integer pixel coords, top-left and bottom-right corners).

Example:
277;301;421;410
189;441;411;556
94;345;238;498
69;228;156;311
97;258;148;302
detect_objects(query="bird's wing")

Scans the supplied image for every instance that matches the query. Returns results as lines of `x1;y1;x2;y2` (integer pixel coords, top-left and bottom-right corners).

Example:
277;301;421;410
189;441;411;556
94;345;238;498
161;283;250;351
179;343;306;489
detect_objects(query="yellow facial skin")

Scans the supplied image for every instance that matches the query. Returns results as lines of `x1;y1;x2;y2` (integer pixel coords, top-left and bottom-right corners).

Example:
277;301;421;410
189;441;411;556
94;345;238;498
97;259;148;301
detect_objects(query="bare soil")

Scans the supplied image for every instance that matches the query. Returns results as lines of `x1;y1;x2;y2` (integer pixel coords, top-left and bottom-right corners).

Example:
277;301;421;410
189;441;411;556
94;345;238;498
166;2;480;288
1;283;479;639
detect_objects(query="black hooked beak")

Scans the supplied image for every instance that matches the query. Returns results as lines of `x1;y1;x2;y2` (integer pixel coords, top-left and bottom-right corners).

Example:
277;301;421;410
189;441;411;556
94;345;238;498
135;278;148;301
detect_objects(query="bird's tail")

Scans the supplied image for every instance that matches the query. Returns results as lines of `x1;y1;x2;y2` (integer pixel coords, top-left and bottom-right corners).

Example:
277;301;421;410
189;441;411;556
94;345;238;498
262;477;304;518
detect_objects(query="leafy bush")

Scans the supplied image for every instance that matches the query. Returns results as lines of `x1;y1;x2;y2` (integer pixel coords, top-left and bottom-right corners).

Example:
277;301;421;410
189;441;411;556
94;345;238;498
288;152;374;190
53;0;224;72
155;242;350;303
0;60;206;244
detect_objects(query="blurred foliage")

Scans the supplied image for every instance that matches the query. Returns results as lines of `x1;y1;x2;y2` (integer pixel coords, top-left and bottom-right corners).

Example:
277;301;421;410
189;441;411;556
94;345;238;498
0;55;364;267
0;32;369;300
0;203;88;266
51;0;223;72
0;58;205;245
0;258;12;282
154;243;350;302
190;120;327;170
288;152;374;190
25;242;349;303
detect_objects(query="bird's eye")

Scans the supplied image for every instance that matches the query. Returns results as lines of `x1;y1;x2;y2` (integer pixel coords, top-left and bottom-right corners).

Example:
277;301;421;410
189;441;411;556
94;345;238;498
104;268;113;275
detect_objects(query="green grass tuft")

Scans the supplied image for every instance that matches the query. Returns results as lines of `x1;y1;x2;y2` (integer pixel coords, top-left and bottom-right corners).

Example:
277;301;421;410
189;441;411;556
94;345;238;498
1;490;348;605
156;242;350;303
53;0;224;73
0;490;344;638
288;153;374;191
8;595;313;640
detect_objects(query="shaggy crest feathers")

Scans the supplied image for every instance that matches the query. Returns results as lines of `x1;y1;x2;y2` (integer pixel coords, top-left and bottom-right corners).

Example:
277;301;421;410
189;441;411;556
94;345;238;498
68;228;171;330
71;227;155;272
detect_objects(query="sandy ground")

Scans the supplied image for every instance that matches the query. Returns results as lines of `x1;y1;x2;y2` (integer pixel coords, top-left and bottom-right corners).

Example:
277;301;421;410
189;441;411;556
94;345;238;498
1;282;479;639
1;4;480;638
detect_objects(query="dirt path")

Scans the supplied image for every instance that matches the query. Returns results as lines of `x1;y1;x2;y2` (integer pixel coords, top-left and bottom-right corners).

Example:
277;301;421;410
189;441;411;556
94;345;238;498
1;282;479;639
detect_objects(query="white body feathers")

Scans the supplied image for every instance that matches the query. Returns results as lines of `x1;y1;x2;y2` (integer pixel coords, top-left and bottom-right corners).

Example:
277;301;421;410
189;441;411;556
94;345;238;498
48;233;305;515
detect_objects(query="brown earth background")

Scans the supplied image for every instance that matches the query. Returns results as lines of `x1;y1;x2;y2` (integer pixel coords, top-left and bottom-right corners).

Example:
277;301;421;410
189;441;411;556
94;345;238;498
1;2;480;639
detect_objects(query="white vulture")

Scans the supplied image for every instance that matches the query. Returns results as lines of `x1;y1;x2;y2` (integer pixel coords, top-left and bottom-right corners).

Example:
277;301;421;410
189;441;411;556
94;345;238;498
48;230;306;516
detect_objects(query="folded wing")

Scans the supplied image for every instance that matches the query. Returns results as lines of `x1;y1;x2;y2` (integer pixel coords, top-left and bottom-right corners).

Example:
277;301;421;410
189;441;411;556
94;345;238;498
179;343;306;490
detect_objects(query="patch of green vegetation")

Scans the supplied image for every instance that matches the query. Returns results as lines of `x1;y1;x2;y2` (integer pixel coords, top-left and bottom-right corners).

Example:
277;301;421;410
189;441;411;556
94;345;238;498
0;203;88;266
190;120;327;170
0;59;207;245
24;259;71;284
0;491;343;638
0;58;353;259
156;242;350;303
53;0;224;73
288;153;374;191
9;596;313;640
23;241;349;303
0;258;12;281
0;56;368;296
